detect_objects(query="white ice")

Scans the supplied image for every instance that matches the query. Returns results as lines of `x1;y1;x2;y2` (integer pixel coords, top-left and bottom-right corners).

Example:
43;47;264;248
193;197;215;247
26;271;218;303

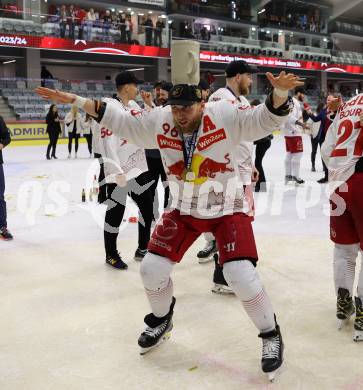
1;135;362;390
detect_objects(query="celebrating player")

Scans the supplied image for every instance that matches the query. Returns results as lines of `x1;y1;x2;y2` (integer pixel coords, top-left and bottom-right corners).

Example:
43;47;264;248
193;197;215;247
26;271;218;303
322;96;363;341
35;70;303;381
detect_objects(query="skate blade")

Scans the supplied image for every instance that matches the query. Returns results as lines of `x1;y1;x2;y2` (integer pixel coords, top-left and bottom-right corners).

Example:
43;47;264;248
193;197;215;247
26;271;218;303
198;255;215;264
139;331;171;355
353;330;363;342
266;366;282;383
337;318;350;330
211;287;234;295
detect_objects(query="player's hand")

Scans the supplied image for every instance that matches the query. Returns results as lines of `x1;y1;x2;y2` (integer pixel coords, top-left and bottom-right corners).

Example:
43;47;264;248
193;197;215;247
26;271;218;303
140;90;153;108
266;71;304;91
35;87;77;104
251;167;259;183
360;112;363;126
327;96;342;112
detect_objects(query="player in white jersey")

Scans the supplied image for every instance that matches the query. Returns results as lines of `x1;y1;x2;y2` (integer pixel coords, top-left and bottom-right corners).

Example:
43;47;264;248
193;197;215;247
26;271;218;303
36;70;303;381
97;71;155;269
198;60;258;296
282;87;310;184
321;94;363;341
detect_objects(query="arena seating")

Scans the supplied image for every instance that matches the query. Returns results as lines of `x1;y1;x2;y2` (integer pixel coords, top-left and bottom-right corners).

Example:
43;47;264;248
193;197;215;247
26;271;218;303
0;78;155;120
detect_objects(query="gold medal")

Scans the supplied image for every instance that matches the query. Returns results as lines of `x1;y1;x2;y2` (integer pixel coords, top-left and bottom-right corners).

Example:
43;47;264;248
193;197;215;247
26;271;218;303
185;170;195;182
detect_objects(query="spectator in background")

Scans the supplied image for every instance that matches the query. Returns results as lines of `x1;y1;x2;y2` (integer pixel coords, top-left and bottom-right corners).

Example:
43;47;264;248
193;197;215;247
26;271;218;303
46;104;62;160
200;26;210;41
198;79;211;101
251;99;273;192
158;81;173;106
307;101;324;172
119;14;127;43
81;113;93;157
154;18;164;47
102;10;112;42
65;105;82;159
152;81;162;106
68;4;76;39
0;115;12;241
307;94;339;183
59;5;67;38
85;8;96;41
77;8;87;40
125;15;133;44
143;16;153;46
41;65;53;87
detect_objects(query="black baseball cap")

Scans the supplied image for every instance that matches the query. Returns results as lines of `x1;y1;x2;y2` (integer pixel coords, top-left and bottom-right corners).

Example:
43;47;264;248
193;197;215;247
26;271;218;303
167;84;203;106
153;80;163;89
198;79;210;90
294;86;306;95
160;81;173;92
115;71;143;87
225;60;258;77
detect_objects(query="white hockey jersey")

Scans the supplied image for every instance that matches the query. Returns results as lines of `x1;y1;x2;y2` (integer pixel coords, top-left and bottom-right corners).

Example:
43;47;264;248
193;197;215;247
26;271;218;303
98;98;290;218
282;97;303;137
96;97;148;183
321;93;363;192
208;87;253;185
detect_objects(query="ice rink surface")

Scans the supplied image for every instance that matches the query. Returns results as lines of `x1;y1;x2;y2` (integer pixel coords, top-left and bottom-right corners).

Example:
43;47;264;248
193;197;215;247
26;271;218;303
1;135;362;390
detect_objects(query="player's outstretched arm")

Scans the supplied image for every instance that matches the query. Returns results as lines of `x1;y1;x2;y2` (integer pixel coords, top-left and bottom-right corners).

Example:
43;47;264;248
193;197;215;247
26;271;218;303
35;87;99;117
266;71;304;107
35;87;157;149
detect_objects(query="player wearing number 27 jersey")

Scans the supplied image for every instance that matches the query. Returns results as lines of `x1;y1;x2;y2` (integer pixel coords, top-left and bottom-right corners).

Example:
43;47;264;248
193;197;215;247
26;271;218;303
321;93;363;341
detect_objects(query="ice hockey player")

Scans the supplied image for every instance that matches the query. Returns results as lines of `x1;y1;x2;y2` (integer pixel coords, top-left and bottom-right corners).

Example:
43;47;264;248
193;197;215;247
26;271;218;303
36;64;303;382
322;98;363;342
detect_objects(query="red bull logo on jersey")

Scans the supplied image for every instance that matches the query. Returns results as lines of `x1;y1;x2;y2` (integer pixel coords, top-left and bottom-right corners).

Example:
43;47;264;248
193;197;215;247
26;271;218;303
197;153;233;178
166;153;234;184
166;160;185;180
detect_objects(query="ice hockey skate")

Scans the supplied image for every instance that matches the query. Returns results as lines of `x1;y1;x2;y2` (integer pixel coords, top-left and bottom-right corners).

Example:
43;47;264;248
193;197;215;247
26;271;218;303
138;297;176;355
258;323;284;382
336;287;355;330
197;239;217;264
291;176;305;185
353;297;363;342
211;253;234;295
211;283;234;295
284;175;292;185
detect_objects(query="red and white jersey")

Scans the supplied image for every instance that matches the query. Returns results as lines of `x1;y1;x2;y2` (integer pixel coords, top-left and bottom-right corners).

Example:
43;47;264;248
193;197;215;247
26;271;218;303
321;93;363;192
99;98;290;218
208;87;253;185
96;98;148;183
282;97;303;137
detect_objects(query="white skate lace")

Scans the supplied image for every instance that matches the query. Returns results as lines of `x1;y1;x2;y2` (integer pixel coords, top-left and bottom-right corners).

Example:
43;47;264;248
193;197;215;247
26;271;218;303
144;321;168;337
262;336;280;359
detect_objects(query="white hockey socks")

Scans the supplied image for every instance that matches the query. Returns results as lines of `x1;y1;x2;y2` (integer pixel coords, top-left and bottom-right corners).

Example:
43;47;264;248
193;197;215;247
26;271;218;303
140;253;174;317
284;152;292;176
291;152;303;178
333;243;359;296
223;260;275;333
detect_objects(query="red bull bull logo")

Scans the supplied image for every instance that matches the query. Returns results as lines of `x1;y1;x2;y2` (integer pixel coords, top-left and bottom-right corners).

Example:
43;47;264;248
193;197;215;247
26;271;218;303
166;153;234;184
197;153;233;178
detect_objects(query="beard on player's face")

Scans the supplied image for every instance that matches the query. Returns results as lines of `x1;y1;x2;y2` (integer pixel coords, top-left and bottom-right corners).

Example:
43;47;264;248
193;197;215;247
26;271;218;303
172;103;203;134
238;74;252;96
